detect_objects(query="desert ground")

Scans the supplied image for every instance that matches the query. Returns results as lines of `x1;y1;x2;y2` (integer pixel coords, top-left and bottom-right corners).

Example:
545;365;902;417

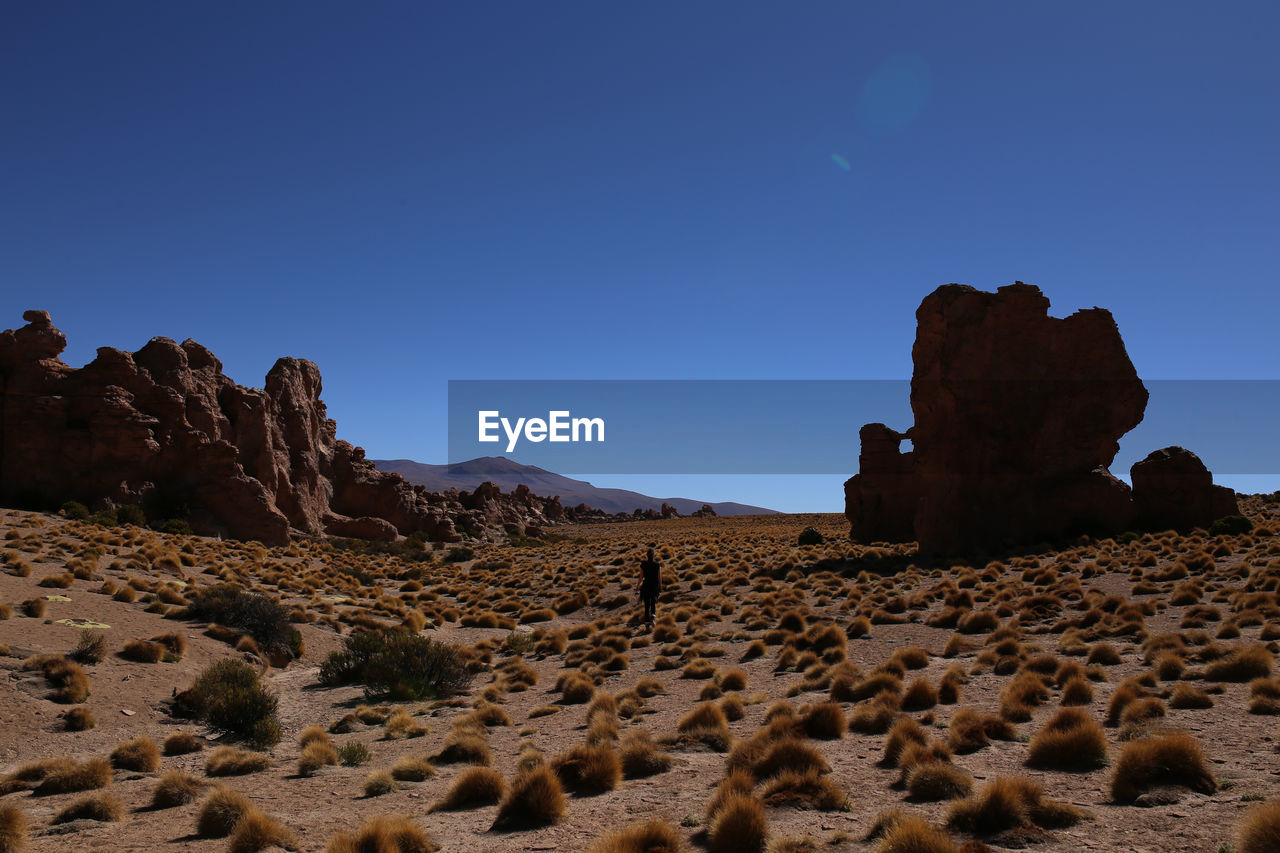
3;500;1280;852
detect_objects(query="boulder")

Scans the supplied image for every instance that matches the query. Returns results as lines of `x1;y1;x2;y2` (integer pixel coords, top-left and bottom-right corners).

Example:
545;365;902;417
1131;446;1239;531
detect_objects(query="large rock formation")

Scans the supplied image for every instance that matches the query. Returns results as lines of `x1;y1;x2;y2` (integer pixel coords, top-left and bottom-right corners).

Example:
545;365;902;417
845;283;1238;553
1131;446;1239;532
0;311;565;544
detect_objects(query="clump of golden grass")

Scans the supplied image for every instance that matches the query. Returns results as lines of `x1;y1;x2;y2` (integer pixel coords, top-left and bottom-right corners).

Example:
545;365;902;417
62;706;96;731
325;815;439;853
206;745;271;776
164;730;204;755
120;638;165;663
384;708;428;740
32;756;112;795
848;692;899;734
110;736;161;772
298;741;339;776
1110;733;1217;803
52;792;123;824
432;728;492;766
707;790;768;853
671;701;732;752
1238;798;1280;853
1025;708;1108;770
428;766;505;811
551;743;622;795
882;718;928;767
1169;683;1215;709
363;770;395;797
586;818;684;853
906;760;973;802
22;654;90;703
620;729;674;778
798;701;846;739
151;770;204;808
0;803;27;853
947;777;1086;836
759;768;850;811
871;813;958;853
390;755;436;782
1205;644;1273;682
491;765;566;831
228;809;298;853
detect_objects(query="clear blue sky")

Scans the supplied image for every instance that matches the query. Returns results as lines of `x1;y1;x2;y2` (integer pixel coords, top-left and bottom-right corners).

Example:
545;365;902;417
4;3;1277;511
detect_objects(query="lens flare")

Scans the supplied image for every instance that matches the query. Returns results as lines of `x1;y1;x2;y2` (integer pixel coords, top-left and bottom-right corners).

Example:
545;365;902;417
830;154;851;172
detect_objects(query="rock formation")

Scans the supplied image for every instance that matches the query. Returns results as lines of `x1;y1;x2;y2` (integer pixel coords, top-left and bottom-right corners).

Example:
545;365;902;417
845;283;1238;553
1131;446;1239;532
0;311;566;544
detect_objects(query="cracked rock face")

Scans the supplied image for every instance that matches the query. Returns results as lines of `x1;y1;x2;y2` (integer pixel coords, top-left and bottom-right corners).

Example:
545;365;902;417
845;283;1236;553
0;312;560;544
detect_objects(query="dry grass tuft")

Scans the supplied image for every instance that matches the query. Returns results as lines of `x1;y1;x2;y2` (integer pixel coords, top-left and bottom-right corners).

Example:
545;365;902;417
0;804;26;853
325;815;439;853
1025;708;1108;770
1110;733;1217;803
551;744;622;795
228;809;298;853
428;766;505;811
206;745;272;776
759;768;850;811
197;786;254;837
872;814;958;853
1238;798;1280;853
491;766;566;831
52;792;123;824
164;730;204;755
32;756;112;796
586;818;685;853
151;770;204;808
110;736;161;772
707;791;769;853
620;730;674;779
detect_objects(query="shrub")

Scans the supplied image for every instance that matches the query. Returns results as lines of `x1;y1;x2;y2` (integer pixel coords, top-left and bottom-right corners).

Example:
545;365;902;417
1239;798;1280;853
52;792;123;824
120;638;165;663
1211;515;1253;536
110;737;161;772
1169;684;1214;709
206;746;272;776
1110;733;1217;803
752;737;830;781
24;655;90;703
197;787;253;837
70;630;106;664
325;815;439;853
491;766;566;831
319;628;471;700
433;731;492;766
587;819;684;853
799;702;846;739
186;583;293;656
152;770;203;808
798;527;824;546
177;658;281;747
1025;708;1108;770
429;766;505;811
707;792;768;853
337;741;372;766
948;777;1085;835
61;501;90;520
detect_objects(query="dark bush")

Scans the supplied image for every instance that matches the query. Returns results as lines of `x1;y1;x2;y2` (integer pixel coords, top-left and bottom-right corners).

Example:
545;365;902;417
798;527;825;546
1210;515;1253;536
115;504;147;526
186;583;293;655
176;658;281;748
70;630;106;665
60;501;90;520
445;546;475;563
319;628;472;700
154;518;194;536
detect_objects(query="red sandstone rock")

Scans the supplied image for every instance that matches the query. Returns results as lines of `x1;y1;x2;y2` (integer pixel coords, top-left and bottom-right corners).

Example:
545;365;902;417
845;283;1235;552
0;312;552;544
1131;446;1239;531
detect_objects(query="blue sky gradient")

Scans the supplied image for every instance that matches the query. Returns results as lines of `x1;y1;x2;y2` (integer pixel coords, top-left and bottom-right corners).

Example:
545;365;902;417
4;3;1277;511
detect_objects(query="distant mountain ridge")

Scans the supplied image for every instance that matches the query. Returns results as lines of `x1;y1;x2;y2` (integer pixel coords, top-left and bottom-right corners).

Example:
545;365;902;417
372;457;778;517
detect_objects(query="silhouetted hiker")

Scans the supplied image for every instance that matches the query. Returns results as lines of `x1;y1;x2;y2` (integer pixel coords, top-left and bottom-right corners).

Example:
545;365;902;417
637;546;662;625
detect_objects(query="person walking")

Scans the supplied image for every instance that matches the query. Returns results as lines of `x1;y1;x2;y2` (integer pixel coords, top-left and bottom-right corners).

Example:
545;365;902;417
637;546;662;626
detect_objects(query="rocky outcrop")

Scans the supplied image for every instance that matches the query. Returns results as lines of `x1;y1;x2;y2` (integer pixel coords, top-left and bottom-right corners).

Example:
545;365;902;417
1131;446;1238;532
845;283;1237;553
0;311;564;544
